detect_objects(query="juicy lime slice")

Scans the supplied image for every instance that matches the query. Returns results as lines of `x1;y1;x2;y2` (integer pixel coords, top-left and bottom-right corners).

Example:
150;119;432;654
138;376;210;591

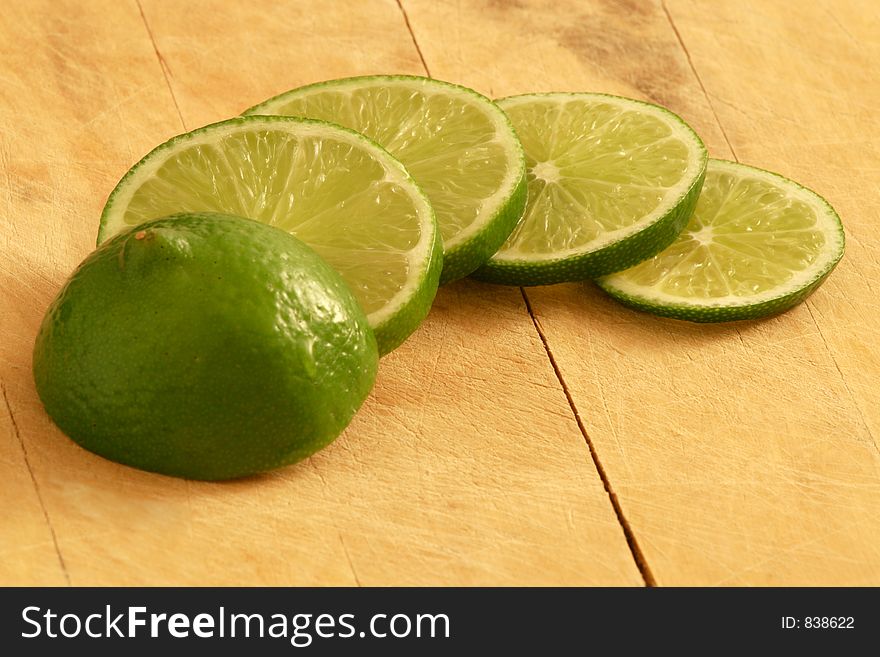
245;75;527;283
597;159;845;321
473;92;707;285
98;116;441;354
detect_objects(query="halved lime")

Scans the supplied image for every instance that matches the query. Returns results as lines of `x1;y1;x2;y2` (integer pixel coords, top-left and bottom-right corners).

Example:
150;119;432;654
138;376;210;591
38;213;378;480
98;116;441;354
597;159;845;321
245;75;527;283
472;92;708;286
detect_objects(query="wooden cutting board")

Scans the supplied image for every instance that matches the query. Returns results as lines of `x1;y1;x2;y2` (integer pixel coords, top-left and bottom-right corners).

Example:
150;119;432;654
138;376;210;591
2;0;878;586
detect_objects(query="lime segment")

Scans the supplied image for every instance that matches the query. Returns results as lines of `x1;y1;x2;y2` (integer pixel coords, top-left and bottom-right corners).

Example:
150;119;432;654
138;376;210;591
98;116;441;354
473;93;707;285
245;75;527;283
597;159;845;321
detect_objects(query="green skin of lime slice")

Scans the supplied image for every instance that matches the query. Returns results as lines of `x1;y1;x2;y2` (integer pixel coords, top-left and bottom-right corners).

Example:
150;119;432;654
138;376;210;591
596;159;845;322
35;213;378;480
245;75;527;284
474;172;704;286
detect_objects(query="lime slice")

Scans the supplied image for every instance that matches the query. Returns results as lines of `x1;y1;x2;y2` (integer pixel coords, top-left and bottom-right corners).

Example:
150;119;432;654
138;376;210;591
245;75;527;284
98;116;441;354
597;159;845;321
472;92;707;286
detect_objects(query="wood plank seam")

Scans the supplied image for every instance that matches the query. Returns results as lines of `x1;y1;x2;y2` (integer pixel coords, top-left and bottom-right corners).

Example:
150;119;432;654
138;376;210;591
397;0;653;584
660;1;738;161
395;0;432;77
660;2;752;358
663;0;879;459
135;0;187;131
805;305;880;457
1;382;71;585
520;290;656;587
338;533;363;587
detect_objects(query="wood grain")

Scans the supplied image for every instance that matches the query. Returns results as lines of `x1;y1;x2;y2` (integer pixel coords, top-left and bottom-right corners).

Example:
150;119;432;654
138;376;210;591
1;0;184;586
403;0;880;584
137;0;430;127
4;0;877;587
0;0;640;585
0;383;66;585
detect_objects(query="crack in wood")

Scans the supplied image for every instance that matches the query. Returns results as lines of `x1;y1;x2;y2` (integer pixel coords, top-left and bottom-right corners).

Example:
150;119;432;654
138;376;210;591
1;381;71;585
389;0;655;583
135;0;187;131
661;0;738;162
805;304;879;456
520;290;657;587
338;533;363;587
394;0;432;77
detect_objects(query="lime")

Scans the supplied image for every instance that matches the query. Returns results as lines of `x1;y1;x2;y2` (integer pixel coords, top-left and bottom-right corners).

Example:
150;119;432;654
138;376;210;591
34;213;378;480
98;116;440;355
245;75;527;283
472;92;707;285
597;159;845;321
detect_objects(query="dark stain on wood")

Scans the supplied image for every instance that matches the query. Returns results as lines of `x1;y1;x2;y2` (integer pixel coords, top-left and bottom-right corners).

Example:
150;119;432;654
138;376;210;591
475;0;695;111
556;0;691;109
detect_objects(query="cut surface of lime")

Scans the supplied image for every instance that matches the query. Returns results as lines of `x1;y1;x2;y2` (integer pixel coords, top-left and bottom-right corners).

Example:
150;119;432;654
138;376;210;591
245;75;527;283
473;92;707;285
98;116;440;354
597;159;845;321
